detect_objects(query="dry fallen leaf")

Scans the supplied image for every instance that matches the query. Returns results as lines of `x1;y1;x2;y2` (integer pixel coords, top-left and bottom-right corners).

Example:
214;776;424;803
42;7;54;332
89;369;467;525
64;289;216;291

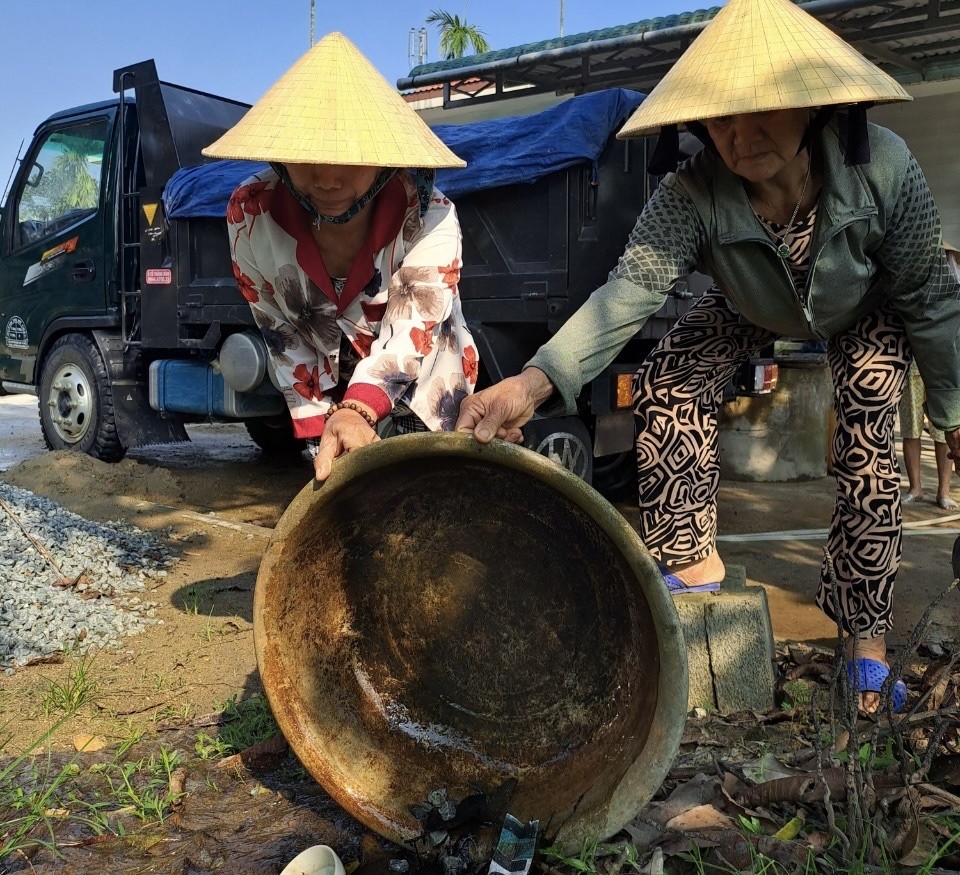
72;733;107;752
168;766;187;809
898;819;940;867
213;734;287;771
664;803;736;831
741;752;805;784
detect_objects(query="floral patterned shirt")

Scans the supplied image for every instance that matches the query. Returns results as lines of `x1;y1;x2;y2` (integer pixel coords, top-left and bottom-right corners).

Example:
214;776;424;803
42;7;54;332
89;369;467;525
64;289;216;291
227;168;479;438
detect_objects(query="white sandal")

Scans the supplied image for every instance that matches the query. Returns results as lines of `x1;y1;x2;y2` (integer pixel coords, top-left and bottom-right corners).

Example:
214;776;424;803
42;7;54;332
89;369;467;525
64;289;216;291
281;846;347;875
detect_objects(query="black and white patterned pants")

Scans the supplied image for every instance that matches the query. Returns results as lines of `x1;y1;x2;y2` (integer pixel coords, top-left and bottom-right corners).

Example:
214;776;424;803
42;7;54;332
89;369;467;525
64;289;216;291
631;289;910;637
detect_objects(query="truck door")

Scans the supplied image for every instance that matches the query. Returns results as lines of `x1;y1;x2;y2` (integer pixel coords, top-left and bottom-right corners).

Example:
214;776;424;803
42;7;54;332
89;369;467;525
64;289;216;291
0;114;112;386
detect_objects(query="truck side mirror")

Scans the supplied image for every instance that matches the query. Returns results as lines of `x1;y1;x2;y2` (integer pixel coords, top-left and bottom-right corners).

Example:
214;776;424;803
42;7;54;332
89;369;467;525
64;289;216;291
25;162;44;188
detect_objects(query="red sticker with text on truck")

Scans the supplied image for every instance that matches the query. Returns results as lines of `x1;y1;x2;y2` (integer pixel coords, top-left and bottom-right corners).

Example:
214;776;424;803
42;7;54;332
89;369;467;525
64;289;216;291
145;268;172;284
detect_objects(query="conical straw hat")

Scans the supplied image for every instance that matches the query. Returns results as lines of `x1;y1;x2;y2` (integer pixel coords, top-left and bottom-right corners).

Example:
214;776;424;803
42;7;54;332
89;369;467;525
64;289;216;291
203;32;465;168
618;0;910;138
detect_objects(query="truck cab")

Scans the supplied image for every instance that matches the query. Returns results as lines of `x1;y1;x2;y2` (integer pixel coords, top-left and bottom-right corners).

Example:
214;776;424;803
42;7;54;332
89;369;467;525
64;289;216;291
0;61;292;461
1;104;117;388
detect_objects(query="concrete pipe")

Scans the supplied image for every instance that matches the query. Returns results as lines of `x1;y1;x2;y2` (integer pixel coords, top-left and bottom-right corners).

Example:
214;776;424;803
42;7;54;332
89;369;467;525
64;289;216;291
253;432;687;853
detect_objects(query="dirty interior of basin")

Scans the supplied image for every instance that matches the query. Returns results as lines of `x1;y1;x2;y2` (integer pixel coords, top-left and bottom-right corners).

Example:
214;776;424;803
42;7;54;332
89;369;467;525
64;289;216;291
254;433;686;851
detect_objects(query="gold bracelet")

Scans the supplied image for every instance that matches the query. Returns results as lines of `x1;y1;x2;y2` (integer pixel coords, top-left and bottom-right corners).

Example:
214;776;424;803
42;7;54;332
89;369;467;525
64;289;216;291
325;401;377;429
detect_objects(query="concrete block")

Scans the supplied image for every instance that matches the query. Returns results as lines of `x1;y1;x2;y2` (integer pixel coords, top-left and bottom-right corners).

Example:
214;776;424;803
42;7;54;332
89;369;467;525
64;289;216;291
674;599;714;713
718;363;833;482
672;565;776;714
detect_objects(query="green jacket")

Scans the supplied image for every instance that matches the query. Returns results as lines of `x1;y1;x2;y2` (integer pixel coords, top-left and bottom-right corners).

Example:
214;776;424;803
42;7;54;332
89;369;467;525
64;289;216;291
528;121;960;429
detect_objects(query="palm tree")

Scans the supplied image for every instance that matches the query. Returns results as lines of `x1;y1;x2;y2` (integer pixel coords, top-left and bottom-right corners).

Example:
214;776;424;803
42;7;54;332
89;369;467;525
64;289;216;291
425;9;490;60
50;148;98;214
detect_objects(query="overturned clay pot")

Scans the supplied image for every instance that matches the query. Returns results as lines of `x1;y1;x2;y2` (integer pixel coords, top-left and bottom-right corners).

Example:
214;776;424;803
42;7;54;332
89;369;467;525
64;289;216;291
254;432;687;852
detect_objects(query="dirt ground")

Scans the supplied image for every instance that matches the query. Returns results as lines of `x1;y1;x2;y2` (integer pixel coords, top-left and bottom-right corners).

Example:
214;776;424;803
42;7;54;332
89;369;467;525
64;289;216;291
0;430;308;750
1;408;959;871
1;416;959;740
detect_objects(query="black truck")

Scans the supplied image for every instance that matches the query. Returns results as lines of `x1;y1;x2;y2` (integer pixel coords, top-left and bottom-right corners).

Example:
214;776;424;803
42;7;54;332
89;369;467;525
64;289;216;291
0;61;773;496
0;61;292;461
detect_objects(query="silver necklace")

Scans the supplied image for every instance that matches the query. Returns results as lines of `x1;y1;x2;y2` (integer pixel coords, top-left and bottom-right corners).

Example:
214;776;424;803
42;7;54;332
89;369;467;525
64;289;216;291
773;159;811;259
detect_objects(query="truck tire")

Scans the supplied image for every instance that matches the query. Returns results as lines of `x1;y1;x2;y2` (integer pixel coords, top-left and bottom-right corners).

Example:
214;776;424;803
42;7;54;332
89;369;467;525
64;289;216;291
245;415;306;457
521;416;593;485
592;450;639;502
38;334;126;461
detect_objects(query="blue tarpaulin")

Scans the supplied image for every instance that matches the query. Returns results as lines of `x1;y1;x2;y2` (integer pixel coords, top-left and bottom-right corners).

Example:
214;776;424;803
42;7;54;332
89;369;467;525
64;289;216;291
164;159;267;219
162;88;645;218
434;88;644;198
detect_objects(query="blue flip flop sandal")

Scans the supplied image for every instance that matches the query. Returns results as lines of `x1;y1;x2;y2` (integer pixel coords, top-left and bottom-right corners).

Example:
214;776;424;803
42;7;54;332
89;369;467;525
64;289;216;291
847;658;908;712
658;565;721;595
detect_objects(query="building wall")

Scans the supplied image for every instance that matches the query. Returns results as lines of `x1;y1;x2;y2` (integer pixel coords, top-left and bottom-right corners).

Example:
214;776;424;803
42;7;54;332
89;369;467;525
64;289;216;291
414;90;571;126
870;80;960;247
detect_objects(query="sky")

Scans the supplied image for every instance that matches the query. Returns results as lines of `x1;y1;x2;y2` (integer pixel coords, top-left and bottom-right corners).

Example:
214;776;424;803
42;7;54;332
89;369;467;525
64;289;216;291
0;0;702;198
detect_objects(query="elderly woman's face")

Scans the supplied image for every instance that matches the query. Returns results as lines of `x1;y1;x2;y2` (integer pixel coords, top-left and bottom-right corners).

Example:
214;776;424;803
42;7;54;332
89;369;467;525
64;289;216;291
284;163;380;216
703;109;812;182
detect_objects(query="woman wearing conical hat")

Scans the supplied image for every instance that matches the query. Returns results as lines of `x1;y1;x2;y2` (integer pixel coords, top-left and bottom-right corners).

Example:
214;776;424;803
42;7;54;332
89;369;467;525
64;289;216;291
204;33;489;481
458;0;960;713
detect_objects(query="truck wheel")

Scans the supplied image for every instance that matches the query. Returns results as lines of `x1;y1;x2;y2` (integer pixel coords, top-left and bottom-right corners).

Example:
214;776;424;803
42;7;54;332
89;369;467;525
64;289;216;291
521;416;593;485
245;416;306;457
38;334;126;461
592;450;639;502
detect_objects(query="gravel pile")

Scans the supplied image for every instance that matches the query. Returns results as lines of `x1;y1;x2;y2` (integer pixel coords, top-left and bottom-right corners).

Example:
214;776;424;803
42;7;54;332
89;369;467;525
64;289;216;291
0;481;177;673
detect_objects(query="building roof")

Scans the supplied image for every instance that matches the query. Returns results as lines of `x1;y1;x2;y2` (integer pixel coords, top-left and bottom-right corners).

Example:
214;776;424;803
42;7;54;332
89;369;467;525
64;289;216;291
398;0;960;105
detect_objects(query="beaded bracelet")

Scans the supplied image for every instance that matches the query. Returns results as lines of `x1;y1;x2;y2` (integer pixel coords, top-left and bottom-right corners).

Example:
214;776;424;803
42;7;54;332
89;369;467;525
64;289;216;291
325;400;377;429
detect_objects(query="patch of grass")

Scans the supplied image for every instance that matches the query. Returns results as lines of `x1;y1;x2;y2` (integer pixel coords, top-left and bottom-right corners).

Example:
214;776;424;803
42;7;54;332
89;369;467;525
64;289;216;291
155;702;192;725
41;654;99;717
194;731;227;761
919;813;960;874
114;719;144;759
198;618;217;644
781;678;813;711
179;586;203;615
40;654;99;716
99;746;183;823
539;838;639;875
1;714;197;864
737;814;764;836
835;738;897;769
679;841;818;875
195;695;277;761
0;717;95;864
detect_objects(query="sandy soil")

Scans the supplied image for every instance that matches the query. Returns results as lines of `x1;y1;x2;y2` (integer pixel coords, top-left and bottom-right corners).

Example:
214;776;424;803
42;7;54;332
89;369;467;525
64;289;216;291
1;413;959;873
0;438;309;753
2;422;957;753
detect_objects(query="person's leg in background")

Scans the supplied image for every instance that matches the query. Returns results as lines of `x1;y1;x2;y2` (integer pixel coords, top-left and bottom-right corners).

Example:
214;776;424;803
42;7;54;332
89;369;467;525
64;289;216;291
818;304;911;713
942;245;960;510
898;362;925;503
901;438;923;501
631;288;776;589
934;440;958;508
928;415;959;509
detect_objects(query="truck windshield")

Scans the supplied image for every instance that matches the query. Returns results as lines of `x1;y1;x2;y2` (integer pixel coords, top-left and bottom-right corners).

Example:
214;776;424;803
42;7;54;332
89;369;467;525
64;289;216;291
16;118;109;247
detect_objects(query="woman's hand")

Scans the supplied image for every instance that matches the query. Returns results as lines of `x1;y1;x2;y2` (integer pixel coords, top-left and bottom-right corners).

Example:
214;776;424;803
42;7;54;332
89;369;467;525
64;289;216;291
455;368;554;444
314;408;380;481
